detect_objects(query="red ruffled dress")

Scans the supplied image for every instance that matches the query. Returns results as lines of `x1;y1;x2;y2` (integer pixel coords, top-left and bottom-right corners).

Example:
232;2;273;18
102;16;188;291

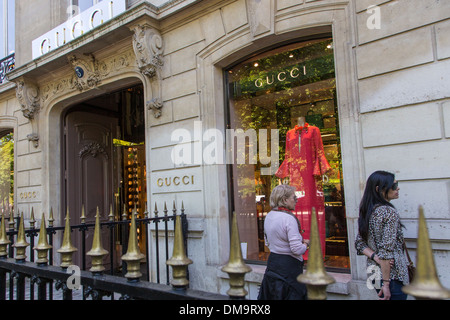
275;124;331;259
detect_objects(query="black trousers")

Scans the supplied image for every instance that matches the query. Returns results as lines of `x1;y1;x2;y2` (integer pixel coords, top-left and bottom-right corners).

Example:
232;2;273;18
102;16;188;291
257;253;307;300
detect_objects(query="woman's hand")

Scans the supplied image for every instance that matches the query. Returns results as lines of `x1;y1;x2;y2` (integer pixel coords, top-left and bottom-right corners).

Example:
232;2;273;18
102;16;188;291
378;282;391;300
303;239;310;249
374;255;394;267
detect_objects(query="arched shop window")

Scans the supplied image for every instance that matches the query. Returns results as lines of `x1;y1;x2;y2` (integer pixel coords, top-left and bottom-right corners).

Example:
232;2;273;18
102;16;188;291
0;131;13;216
225;37;349;272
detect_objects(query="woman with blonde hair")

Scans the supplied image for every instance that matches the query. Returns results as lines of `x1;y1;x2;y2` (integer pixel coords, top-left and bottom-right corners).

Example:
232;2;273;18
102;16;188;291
257;184;310;300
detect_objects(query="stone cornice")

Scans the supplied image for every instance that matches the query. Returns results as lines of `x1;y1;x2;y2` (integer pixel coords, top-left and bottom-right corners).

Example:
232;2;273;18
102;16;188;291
6;2;159;84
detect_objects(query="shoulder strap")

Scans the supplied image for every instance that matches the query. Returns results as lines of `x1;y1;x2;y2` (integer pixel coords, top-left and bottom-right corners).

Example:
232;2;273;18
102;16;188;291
403;241;414;264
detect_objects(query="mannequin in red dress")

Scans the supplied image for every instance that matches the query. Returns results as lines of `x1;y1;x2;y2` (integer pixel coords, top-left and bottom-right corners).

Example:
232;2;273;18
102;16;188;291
275;117;331;259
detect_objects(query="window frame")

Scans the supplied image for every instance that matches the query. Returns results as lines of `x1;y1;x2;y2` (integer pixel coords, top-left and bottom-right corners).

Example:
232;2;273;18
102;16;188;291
223;36;351;273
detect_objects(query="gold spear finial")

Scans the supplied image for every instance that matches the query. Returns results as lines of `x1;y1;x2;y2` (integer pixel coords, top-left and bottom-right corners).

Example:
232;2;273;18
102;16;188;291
297;207;335;300
402;206;450;299
86;207;108;274
34;213;52;265
48;207;54;227
221;212;252;299
166;215;193;289
13;213;30;262
29;208;36;229
122;208;145;281
57;208;78;268
108;204;114;222
0;213;11;258
122;206;127;221
80;205;86;224
154;202;158;217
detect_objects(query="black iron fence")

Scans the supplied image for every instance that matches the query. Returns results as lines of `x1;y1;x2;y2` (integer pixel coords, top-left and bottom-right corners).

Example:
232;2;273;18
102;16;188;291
0;202;230;300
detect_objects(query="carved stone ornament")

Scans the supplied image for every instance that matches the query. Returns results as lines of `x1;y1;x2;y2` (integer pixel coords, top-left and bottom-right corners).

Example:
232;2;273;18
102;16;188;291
16;79;41;147
131;24;165;119
16;79;40;120
131;24;164;79
27;133;40;148
146;98;163;118
67;53;103;91
79;142;109;160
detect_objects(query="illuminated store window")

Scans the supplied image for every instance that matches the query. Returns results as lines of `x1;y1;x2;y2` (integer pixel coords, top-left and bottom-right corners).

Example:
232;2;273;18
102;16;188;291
226;38;349;271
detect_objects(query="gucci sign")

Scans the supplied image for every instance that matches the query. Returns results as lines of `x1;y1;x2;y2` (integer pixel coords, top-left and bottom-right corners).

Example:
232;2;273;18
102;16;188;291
32;0;126;59
19;190;39;200
156;175;195;188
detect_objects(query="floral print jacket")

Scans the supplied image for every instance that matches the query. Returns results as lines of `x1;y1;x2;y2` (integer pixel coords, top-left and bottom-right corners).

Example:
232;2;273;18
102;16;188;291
355;205;409;284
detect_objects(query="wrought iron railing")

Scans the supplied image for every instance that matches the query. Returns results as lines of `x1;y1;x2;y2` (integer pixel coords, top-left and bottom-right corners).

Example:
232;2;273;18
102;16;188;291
0;202;230;300
0;53;15;84
3;201;445;300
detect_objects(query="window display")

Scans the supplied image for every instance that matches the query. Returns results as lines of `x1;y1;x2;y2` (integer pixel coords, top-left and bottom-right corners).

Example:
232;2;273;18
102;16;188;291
226;37;349;271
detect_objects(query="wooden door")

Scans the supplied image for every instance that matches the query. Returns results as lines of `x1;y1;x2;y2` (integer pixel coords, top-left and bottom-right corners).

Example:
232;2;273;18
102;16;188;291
64;111;118;271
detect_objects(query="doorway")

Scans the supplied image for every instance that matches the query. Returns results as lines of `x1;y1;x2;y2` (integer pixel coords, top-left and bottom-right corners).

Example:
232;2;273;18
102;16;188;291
62;84;146;273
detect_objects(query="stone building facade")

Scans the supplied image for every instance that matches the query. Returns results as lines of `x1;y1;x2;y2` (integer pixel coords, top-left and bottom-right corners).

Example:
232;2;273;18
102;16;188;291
0;0;449;299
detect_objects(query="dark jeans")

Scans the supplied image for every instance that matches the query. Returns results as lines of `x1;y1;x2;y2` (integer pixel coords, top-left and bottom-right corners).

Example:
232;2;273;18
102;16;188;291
376;280;408;300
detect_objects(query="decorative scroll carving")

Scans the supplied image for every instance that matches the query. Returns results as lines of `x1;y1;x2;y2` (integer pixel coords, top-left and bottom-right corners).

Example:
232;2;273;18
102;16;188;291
146;98;163;118
79;142;109;159
67;53;104;91
42;50;133;104
15;78;41;147
16;79;40;120
27;133;40;148
131;24;165;119
131;24;164;79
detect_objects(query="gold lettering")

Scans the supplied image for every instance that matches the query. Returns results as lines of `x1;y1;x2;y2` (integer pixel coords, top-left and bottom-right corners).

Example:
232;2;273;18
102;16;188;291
165;177;171;186
277;71;286;81
157;178;164;187
174;177;180;186
40;38;51;55
290;67;299;78
182;176;190;185
90;9;103;29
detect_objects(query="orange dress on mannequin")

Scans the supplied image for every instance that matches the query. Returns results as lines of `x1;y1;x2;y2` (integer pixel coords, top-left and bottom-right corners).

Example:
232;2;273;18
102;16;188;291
275;124;330;259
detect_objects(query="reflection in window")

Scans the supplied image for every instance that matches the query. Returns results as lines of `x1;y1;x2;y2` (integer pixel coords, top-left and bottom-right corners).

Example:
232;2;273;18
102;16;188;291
226;38;349;271
1;0;15;58
70;0;103;16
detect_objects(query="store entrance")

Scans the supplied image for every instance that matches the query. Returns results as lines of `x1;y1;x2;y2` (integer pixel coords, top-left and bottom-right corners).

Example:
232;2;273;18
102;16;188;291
62;84;146;273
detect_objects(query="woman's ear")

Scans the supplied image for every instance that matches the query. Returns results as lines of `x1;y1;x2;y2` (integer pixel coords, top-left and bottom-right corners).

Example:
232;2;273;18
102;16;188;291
375;186;379;193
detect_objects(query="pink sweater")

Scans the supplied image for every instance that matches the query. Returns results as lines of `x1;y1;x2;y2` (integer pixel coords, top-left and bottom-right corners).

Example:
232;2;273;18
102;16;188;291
264;210;308;261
